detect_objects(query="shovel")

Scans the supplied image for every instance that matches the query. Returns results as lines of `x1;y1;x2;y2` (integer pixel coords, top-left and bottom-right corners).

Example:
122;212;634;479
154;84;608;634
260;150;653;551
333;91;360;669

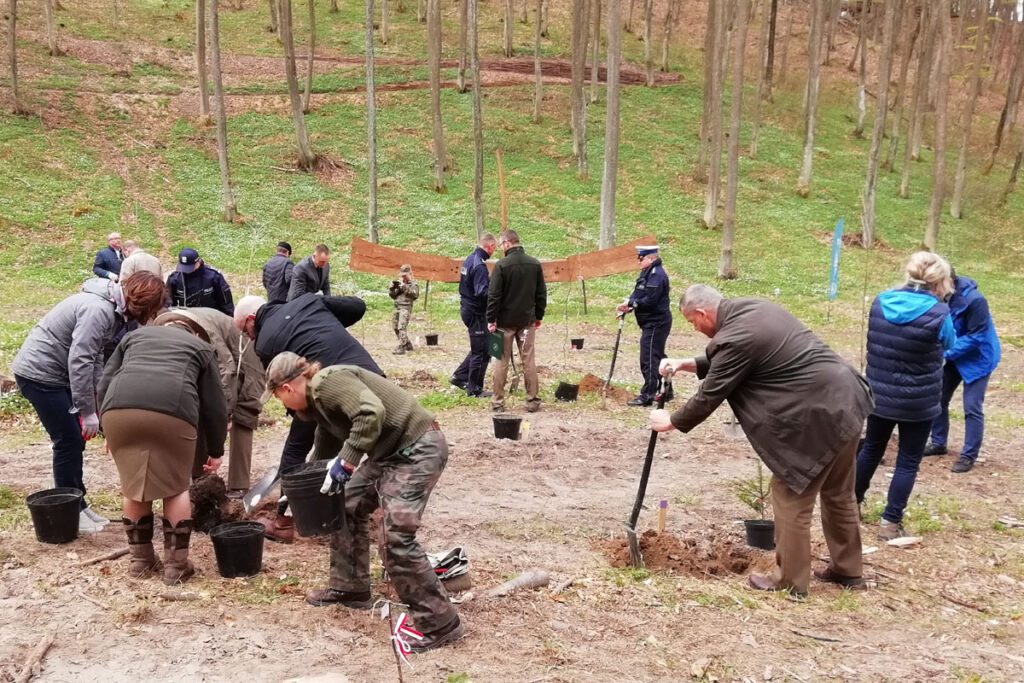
604;308;629;394
626;376;672;568
242;465;280;513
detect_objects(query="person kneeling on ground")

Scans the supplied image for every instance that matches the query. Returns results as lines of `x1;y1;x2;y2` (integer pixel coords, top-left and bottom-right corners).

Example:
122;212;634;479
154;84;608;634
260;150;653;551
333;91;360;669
650;284;874;597
99;321;228;585
264;352;464;653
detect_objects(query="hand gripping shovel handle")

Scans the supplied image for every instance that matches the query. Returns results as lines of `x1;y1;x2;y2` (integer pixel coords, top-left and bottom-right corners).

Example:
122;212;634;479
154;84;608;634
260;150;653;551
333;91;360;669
626;376;672;568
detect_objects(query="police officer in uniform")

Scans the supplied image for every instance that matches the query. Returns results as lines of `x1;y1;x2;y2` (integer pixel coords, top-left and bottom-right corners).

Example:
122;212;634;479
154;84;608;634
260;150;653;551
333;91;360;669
617;245;673;407
167;248;235;317
450;233;497;397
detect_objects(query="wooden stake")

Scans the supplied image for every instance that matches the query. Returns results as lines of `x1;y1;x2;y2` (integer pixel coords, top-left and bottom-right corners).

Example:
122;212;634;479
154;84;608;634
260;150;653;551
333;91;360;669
15;632;55;683
657;499;667;533
495;149;508;232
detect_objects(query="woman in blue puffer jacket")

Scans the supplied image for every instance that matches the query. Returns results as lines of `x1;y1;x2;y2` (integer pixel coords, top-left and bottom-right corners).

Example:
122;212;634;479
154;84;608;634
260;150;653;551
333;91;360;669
855;252;956;542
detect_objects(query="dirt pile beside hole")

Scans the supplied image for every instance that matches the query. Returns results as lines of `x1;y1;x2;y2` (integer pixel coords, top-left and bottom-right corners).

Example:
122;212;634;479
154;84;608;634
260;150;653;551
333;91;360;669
397;370;440;390
190;475;242;532
578;372;632;402
602;530;771;577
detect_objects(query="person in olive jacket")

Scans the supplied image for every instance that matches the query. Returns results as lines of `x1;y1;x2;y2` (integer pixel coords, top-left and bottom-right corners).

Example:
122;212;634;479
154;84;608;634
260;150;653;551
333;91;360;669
651;284;873;597
99;322;228;585
486;230;547;413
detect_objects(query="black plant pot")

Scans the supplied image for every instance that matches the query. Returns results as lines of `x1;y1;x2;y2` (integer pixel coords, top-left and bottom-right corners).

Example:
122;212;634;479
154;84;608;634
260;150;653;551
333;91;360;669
743;519;775;550
425;333;439;346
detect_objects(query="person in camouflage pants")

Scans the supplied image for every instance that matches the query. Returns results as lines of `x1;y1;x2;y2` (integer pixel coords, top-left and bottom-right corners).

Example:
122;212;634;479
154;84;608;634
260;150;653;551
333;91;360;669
262;353;463;652
389;264;419;355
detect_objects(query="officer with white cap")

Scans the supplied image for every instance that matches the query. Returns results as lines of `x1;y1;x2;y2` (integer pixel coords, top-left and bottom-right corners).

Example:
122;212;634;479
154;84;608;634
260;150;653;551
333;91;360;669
616;245;673;406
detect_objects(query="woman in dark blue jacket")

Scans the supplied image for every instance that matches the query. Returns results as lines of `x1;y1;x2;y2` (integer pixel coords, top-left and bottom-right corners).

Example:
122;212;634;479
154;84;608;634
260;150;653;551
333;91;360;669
855;252;956;541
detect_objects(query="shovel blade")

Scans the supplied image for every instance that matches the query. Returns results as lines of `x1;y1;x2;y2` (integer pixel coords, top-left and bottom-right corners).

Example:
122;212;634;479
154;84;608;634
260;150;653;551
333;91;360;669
242;465;280;513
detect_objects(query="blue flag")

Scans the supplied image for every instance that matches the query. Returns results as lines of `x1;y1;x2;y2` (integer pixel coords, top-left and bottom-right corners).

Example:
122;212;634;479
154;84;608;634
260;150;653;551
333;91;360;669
828;219;844;301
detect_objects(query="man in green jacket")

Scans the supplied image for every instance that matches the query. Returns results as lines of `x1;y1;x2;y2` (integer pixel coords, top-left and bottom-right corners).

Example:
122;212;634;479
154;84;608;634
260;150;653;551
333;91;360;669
263;352;463;653
486;230;547;413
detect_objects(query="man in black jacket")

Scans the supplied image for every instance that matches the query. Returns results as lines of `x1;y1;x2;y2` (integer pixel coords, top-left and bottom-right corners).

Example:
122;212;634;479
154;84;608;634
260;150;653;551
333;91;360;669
287;244;331;301
234;293;382;542
167;248;235;316
486;230;547;412
262;241;294;304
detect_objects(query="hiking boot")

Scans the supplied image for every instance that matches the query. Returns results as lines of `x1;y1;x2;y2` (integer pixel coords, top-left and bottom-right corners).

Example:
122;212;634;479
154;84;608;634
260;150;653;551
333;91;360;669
923;442;948;457
162;518;195;586
627;396;652;407
467;390;493;398
450;377;468;390
122;514;161;578
257;513;295;544
410;618;466;653
746;573;807;598
525;401;541;413
404;341;414;351
491;403;505;412
951;456;975;473
877;519;908;542
812;566;868;590
393;346;406;355
305;588;373;609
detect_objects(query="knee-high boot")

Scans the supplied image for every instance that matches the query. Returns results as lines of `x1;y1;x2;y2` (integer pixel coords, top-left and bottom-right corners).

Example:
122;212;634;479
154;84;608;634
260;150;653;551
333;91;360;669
162;518;196;586
122;514;161;578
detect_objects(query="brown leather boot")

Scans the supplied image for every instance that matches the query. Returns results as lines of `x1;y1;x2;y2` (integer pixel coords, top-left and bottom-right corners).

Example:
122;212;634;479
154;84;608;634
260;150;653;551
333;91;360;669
162;518;196;586
258;513;295;544
122;514;161;578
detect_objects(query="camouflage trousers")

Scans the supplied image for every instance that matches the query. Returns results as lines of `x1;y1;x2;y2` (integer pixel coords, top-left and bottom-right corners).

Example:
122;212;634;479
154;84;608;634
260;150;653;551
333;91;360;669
328;427;457;634
392;305;413;348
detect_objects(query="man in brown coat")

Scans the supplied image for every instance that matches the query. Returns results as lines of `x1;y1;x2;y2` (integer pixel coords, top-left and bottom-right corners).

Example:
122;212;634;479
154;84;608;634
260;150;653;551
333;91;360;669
650;284;873;596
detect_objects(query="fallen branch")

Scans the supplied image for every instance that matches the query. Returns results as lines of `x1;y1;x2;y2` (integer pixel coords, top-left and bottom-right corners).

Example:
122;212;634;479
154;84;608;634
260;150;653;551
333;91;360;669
940;591;988;613
77;592;111;610
551;577;575;595
159;591;198;602
75;548;129;567
789;628;842;643
485;569;550;598
14;631;55;683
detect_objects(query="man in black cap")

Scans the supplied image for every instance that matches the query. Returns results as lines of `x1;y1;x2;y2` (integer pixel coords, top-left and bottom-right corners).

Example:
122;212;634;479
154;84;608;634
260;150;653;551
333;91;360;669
262;242;294;304
167;248;235;316
617;245;672;407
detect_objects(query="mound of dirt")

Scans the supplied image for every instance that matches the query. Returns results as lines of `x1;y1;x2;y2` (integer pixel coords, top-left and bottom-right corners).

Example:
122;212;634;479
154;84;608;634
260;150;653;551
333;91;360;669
602;530;771;577
190;474;242;533
396;370;441;390
578;372;632;402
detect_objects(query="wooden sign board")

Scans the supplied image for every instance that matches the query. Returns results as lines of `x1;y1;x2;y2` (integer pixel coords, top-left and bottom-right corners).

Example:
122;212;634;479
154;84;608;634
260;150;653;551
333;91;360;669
349;234;656;283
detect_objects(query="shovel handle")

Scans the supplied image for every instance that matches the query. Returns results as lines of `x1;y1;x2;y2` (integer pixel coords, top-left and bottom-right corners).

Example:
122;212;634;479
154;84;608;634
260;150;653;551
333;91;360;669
626;377;670;531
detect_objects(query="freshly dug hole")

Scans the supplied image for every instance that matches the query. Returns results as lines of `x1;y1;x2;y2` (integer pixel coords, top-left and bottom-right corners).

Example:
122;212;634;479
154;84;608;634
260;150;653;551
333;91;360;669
602;530;773;577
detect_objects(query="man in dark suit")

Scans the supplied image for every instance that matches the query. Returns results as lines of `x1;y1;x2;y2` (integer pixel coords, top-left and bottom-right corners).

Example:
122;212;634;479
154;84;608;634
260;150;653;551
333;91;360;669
93;232;124;281
288;244;331;301
262;241;294;304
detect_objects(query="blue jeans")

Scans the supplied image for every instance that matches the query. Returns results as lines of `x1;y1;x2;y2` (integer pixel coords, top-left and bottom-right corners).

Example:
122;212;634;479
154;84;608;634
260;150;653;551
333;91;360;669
855;415;932;525
15;375;88;509
930;363;989;461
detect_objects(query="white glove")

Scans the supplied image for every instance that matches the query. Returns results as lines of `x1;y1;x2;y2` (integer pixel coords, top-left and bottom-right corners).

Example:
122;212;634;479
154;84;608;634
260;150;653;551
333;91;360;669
107;273;119;282
80;412;100;440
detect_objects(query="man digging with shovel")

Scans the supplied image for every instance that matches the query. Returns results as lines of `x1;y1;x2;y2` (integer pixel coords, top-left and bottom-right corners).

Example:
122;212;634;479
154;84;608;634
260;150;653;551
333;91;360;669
649;285;873;597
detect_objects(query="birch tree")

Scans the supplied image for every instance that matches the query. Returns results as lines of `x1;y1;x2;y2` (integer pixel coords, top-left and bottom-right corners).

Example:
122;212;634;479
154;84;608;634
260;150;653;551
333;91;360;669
924;0;952;250
951;0;988;218
196;0;211;122
470;0;485;237
428;0;446;191
861;0;897;248
209;0;237;222
796;0;824;197
279;0;316;170
365;0;378;241
599;0;621;248
720;0;749;279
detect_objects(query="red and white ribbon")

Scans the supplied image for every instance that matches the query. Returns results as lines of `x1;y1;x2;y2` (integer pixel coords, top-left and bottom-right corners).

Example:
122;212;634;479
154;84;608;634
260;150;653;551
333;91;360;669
391;612;424;667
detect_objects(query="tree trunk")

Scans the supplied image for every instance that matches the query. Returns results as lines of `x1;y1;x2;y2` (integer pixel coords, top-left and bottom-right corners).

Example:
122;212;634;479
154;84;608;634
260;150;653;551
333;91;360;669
643;0;653;86
113;0;119;25
659;0;677;72
303;0;315;113
764;0;777;100
861;0;897;248
279;0;316;170
8;0;22;114
470;0;484;237
382;0;390;44
196;0;211;122
591;0;602;101
599;0;621;249
365;0;378;241
884;0;918;172
852;0;867;138
541;0;549;36
796;0;824;197
984;28;1024;174
695;0;719;183
823;0;840;66
521;0;528;23
950;0;988;218
43;0;61;56
208;0;237;222
998;129;1024;207
625;0;634;33
778;0;794;87
702;0;726;226
428;0;445;191
912;4;937;162
503;0;514;56
533;0;542;121
457;0;467;91
268;0;279;34
901;2;933;195
330;0;338;12
417;0;425;22
720;0;749;279
571;0;589;178
751;0;770;159
924;0;952;250
847;0;864;72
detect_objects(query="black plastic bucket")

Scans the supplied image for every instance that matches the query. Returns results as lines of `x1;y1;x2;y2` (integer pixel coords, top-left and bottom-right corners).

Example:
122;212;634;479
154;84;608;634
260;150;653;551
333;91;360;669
570;338;585;350
281;460;346;537
493;414;523;440
425;334;439;346
26;487;82;544
555;382;579;402
210;521;265;578
744;519;776;550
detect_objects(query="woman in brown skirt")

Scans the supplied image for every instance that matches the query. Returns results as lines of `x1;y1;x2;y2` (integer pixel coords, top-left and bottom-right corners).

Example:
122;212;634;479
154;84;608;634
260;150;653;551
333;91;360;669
98;320;228;584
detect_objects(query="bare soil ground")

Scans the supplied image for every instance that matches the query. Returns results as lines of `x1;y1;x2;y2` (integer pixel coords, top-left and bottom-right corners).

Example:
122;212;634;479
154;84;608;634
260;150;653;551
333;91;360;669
2;320;1023;682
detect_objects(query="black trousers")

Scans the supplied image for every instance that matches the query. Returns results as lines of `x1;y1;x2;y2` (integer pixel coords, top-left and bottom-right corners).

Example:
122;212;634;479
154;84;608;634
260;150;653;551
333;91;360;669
639;320;672;400
452;311;490;395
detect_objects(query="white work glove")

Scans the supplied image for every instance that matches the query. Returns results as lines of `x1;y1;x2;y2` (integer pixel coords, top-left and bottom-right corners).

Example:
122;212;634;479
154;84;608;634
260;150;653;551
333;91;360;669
80;412;100;440
320;456;354;495
107;273;119;282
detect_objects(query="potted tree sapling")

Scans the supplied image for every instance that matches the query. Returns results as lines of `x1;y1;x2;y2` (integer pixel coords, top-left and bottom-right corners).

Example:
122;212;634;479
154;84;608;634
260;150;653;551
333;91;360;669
733;461;775;550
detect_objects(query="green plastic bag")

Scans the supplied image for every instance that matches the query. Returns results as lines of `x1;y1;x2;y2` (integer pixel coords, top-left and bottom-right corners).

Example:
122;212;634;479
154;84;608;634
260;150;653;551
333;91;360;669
488;330;504;360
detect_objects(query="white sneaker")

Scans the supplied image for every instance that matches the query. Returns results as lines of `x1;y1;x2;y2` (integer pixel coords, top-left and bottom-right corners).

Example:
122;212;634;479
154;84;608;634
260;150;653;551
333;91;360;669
78;509;106;533
83;507;110;526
